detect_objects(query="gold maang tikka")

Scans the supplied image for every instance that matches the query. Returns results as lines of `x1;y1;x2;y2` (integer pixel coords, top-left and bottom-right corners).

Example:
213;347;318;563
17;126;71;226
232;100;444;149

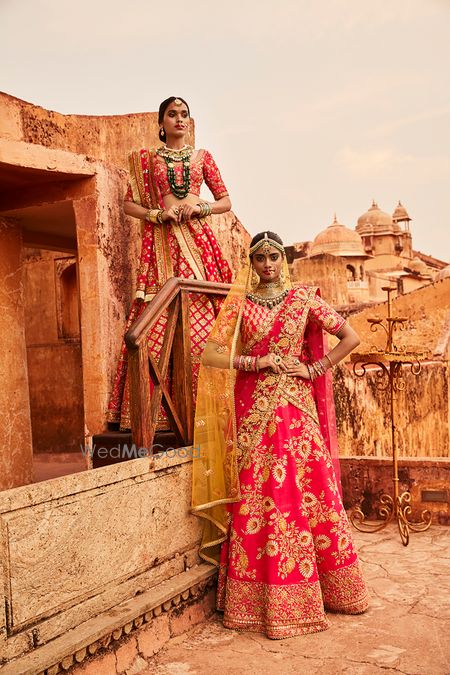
249;232;285;256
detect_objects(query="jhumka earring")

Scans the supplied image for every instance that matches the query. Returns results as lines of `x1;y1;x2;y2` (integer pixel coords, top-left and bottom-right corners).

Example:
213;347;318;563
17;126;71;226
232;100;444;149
251;268;260;289
159;127;165;139
279;268;285;285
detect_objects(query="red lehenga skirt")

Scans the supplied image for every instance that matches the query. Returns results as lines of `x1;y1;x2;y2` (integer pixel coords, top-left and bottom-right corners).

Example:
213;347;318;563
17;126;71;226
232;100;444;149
107;217;231;429
215;290;369;639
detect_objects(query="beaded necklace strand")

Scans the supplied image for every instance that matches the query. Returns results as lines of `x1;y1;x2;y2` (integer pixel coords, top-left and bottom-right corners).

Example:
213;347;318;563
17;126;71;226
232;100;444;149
156;145;194;199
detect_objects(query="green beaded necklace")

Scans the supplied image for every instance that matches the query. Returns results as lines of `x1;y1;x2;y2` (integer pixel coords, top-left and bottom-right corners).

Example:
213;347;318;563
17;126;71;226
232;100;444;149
156;145;194;199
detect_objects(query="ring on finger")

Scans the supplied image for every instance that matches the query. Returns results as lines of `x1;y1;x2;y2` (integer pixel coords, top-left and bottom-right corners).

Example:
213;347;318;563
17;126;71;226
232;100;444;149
274;355;282;365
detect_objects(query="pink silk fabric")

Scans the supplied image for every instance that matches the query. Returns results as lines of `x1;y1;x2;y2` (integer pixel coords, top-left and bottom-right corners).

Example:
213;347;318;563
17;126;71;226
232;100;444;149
217;287;369;638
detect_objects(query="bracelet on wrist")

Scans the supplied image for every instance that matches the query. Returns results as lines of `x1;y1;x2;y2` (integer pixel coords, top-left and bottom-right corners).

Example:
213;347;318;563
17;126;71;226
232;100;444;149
233;355;257;372
197;201;212;218
145;209;164;224
323;353;334;369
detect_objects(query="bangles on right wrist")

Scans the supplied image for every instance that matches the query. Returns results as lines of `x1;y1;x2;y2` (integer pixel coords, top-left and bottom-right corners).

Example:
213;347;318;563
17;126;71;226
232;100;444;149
145;209;164;224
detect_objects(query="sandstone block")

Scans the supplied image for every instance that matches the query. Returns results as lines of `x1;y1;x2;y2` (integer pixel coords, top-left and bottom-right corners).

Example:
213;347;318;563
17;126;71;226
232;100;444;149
137;614;170;658
115;636;137;673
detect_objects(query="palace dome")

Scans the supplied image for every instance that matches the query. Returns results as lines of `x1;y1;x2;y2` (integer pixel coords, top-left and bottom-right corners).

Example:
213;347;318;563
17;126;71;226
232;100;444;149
392;200;411;223
356;200;398;233
310;215;366;257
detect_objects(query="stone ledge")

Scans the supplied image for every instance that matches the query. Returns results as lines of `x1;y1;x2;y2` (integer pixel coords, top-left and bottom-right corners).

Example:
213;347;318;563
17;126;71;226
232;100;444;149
0;564;216;675
340;456;450;467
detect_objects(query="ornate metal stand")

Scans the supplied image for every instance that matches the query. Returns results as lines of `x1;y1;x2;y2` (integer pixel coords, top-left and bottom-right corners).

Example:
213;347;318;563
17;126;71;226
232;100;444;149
349;287;432;545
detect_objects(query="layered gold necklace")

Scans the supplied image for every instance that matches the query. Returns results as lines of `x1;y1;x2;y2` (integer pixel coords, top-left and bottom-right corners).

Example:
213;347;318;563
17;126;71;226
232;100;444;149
156;145;194;199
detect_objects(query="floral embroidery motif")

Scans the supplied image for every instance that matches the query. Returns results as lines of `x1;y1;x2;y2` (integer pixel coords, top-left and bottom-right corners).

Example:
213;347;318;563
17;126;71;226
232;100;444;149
218;286;369;638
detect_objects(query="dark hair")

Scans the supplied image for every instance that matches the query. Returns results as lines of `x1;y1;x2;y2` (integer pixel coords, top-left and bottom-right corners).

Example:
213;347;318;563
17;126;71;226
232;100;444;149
158;96;190;143
249;231;284;256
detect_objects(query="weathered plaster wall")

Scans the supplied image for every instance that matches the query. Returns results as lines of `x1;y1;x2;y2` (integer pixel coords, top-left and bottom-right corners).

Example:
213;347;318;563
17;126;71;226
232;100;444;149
340;456;450;524
23;248;84;453
0;92;164;169
333;278;450;459
292;253;348;305
334;362;448;458
0;218;33;489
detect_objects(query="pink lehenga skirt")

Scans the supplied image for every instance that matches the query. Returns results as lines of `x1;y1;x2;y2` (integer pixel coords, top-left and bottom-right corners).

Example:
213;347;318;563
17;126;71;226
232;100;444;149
217;393;369;638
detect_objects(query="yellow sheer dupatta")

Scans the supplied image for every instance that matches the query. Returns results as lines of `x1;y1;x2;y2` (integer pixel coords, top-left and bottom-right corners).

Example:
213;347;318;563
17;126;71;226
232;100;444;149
191;255;292;565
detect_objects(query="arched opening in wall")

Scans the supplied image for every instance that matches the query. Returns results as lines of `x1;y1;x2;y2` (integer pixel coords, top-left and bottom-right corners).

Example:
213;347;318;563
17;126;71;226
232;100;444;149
57;261;80;339
346;264;356;281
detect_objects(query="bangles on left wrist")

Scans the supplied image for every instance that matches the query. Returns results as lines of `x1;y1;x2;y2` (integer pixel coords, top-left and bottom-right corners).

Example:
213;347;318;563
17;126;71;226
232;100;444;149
233;355;258;372
307;354;334;381
197;201;212;218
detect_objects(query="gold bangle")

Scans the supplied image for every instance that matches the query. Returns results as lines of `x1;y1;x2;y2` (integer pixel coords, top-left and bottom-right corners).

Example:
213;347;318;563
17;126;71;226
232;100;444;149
323;353;334;369
145;209;160;224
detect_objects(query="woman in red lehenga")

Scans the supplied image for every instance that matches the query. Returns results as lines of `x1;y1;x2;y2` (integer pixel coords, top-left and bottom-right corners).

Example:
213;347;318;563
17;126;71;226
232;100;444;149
107;96;232;429
192;231;369;639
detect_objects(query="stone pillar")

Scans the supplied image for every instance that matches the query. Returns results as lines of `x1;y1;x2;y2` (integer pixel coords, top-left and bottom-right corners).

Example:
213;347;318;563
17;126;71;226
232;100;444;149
0;218;33;489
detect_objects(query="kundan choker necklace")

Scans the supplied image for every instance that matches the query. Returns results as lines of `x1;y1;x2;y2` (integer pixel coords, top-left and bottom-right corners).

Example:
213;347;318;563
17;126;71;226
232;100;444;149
257;280;284;290
246;288;289;309
156;145;194;199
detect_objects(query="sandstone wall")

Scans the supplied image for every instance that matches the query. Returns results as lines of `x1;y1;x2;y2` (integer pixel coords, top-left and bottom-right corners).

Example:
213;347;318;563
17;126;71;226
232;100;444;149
334;362;448;458
291;253;348;305
0;453;207;670
0;218;33;489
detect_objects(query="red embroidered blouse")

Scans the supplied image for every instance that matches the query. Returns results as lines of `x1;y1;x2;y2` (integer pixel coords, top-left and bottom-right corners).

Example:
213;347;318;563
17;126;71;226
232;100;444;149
125;149;228;202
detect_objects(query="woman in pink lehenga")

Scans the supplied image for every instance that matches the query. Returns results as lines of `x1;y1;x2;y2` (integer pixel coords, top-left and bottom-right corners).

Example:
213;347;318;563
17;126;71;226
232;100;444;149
192;231;369;639
107;96;232;430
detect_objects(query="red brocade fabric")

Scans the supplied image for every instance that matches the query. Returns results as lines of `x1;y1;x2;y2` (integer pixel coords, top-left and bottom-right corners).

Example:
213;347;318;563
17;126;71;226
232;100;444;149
107;149;232;429
216;288;369;639
124;149;229;201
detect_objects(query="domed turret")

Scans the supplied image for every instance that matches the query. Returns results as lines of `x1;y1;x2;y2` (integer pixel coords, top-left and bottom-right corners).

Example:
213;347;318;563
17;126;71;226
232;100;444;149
392;200;411;223
356;200;397;234
311;215;366;257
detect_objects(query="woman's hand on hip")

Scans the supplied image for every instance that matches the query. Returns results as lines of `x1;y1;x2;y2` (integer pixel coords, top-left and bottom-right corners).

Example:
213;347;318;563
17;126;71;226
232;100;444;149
285;359;311;379
258;353;288;374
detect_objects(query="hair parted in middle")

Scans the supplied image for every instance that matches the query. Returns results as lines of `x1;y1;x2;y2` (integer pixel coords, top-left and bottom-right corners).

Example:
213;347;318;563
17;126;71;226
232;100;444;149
249;231;285;257
158;96;190;142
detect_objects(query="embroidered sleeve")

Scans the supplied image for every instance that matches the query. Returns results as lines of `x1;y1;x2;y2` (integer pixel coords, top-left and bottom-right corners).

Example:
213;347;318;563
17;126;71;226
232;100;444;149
202;150;229;200
124;181;134;202
308;294;346;335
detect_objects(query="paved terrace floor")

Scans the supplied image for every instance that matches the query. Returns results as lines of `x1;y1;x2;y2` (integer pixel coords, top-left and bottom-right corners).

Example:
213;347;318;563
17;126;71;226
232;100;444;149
144;524;450;675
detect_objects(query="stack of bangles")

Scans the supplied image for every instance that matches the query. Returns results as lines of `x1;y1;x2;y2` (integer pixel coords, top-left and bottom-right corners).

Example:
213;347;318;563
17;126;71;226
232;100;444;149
145;208;164;225
233;355;260;372
197;201;212;218
307;354;334;381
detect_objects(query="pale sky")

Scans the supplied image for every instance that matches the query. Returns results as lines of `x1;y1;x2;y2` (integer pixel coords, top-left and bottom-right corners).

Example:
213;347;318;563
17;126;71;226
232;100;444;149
1;0;449;260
